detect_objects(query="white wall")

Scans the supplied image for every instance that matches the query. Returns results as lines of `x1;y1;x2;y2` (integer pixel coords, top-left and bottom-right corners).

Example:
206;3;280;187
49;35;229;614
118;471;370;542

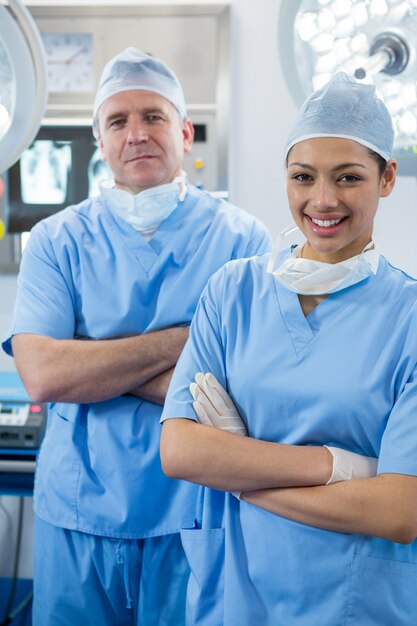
374;177;417;274
228;0;297;232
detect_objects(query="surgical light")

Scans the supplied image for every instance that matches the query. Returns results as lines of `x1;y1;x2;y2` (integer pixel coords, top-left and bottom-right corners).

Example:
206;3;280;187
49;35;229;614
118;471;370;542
389;2;410;21
334;17;355;37
0;1;47;174
398;111;417;134
295;12;318;42
315;52;338;73
369;0;389;17
317;8;336;30
334;37;353;60
0;104;10;138
330;0;352;17
350;32;369;55
354;32;409;78
352;2;369;26
310;32;334;53
279;0;417;175
400;83;417;106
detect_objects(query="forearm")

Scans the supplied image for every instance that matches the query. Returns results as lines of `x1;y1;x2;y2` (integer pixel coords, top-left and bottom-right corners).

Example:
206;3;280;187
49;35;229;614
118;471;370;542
129;367;175;406
242;474;417;544
161;419;332;490
12;328;188;403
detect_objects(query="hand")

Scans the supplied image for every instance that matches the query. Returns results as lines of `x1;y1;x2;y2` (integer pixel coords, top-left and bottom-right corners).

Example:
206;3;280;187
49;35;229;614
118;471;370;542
190;372;247;436
324;446;378;484
190;372;246;500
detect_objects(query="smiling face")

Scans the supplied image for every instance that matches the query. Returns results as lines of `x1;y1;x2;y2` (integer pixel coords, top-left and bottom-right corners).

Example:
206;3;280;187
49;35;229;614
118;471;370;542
97;90;194;194
286;137;397;263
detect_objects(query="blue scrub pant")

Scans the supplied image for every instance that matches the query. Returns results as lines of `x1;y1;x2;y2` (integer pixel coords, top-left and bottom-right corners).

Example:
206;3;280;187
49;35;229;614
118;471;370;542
33;515;189;626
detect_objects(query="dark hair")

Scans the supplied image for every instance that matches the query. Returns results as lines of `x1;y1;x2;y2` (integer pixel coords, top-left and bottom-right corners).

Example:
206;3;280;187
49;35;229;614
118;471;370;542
366;148;388;177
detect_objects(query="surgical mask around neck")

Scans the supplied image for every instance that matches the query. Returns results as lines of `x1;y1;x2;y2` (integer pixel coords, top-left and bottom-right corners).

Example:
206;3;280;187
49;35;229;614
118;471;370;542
267;224;379;296
100;173;187;235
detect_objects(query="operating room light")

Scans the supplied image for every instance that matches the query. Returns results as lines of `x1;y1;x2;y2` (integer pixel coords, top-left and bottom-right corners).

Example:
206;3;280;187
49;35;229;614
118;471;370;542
351;2;369;26
315;52;339;73
0;45;14;141
401;83;417;105
279;0;417;170
317;8;336;30
295;12;319;41
369;0;389;18
310;32;334;53
0;103;10;138
389;2;410;22
334;16;355;37
398;111;417;134
330;0;352;17
333;37;353;60
349;32;369;55
0;1;47;174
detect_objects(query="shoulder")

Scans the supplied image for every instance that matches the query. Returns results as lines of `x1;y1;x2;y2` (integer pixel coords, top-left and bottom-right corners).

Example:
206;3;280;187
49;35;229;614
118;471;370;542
24;198;103;267
383;256;417;283
373;256;417;330
195;254;272;325
379;256;417;300
204;253;271;298
30;197;101;241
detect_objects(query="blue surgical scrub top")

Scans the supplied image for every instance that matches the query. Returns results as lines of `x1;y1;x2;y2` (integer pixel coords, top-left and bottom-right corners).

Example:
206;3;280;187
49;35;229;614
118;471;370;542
161;251;417;626
2;186;271;538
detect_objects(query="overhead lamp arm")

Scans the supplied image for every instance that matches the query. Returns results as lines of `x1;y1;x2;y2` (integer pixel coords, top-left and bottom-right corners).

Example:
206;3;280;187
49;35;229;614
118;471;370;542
354;32;409;80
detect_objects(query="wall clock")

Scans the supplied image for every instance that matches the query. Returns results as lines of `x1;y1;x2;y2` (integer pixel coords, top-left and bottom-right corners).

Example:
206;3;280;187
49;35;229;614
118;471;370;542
41;32;94;94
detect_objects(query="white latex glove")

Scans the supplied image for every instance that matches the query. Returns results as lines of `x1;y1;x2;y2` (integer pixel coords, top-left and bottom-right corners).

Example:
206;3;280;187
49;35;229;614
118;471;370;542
190;372;246;500
324;446;378;484
189;372;248;436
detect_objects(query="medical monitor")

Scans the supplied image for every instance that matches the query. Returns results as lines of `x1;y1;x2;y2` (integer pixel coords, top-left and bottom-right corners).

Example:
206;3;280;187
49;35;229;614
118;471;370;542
5;125;111;233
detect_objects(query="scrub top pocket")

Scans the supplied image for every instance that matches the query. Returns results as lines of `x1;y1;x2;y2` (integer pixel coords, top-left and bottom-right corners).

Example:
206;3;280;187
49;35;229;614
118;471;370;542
34;404;86;527
180;527;225;626
346;553;417;625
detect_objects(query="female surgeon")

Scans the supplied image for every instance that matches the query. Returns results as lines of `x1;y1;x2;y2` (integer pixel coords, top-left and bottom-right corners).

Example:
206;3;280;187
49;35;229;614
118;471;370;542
160;72;417;626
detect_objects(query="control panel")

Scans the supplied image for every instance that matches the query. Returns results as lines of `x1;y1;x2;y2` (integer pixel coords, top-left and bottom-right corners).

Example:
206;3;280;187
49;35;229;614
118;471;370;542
0;400;46;449
0;372;47;451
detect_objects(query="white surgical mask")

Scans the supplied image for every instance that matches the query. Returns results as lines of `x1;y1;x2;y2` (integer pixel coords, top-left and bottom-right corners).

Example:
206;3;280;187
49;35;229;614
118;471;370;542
267;224;379;296
100;172;187;236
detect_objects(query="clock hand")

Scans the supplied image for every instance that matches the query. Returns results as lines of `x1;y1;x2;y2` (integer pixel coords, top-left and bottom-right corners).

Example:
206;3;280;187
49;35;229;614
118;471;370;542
65;46;86;65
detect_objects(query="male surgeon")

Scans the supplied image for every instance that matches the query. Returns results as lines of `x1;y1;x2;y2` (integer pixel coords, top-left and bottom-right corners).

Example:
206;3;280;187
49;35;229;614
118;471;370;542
3;47;271;626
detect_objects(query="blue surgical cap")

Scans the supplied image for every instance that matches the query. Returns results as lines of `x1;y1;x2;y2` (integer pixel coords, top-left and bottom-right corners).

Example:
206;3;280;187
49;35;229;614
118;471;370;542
93;47;187;138
285;72;394;161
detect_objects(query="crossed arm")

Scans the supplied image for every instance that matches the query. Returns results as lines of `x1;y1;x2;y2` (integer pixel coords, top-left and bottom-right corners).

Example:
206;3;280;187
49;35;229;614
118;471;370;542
129;366;175;406
161;418;417;544
242;474;417;544
161;418;333;489
12;328;188;404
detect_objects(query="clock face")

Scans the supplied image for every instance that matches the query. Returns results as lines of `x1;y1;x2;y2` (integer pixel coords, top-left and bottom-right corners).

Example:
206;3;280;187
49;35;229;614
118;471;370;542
41;32;94;94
